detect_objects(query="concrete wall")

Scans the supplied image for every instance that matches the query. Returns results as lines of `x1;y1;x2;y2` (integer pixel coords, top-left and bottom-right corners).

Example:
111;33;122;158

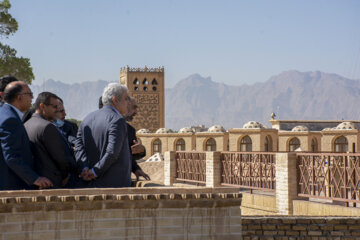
293;200;360;216
0;188;242;240
240;192;277;215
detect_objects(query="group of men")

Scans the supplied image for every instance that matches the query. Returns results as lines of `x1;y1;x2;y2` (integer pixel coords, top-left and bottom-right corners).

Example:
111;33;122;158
0;76;149;190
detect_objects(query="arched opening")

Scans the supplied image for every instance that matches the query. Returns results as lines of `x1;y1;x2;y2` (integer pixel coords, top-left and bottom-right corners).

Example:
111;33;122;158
152;138;162;154
289;137;300;152
264;135;272;152
334;136;348;153
311;138;318;152
133;78;139;85
152;78;158;85
240;136;252;152
205;138;216;151
143;78;148;85
175;138;185;151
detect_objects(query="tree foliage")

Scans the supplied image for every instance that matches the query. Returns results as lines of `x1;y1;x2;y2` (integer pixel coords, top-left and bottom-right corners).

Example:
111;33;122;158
0;0;34;84
0;0;18;37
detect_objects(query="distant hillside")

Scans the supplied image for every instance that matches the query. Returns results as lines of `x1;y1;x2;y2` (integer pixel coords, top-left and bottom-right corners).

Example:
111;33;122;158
30;79;115;120
30;71;360;129
165;71;360;130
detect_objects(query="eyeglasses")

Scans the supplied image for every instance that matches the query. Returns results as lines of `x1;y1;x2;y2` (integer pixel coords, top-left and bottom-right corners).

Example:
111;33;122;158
21;92;33;97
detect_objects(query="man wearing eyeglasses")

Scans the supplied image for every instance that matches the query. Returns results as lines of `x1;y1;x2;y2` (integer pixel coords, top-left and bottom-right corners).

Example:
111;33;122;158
0;81;53;190
54;97;78;147
24;92;71;188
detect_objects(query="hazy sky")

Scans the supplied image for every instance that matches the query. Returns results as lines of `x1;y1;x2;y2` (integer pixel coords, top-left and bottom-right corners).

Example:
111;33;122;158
3;0;360;87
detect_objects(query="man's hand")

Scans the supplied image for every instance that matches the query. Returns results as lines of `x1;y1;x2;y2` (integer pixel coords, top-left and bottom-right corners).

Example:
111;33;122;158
135;169;150;181
79;168;97;181
34;177;53;189
79;167;89;179
84;169;97;181
131;140;145;155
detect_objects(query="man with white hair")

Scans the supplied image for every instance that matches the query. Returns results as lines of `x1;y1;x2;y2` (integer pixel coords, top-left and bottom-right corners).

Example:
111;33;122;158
75;83;131;188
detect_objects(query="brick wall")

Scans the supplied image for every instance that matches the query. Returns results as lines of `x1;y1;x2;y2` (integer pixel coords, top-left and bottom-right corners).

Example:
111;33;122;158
242;217;360;239
0;188;242;240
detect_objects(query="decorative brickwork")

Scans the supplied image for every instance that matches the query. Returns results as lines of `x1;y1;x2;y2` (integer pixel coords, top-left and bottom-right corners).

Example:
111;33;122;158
120;66;165;132
241;217;360;239
133;93;161;131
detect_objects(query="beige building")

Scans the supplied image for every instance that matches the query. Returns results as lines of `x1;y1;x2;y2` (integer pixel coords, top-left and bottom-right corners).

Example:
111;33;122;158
120;66;165;132
137;120;360;160
120;66;360;159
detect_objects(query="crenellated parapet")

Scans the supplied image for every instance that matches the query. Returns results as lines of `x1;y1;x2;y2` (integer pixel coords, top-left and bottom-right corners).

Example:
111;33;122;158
120;65;164;74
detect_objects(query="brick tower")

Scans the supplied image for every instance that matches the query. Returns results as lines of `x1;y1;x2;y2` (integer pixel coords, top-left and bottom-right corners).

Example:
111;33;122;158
120;66;165;132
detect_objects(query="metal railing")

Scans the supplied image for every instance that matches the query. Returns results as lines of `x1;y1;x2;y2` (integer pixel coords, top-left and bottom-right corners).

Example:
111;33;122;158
220;152;276;191
297;153;360;205
175;151;206;184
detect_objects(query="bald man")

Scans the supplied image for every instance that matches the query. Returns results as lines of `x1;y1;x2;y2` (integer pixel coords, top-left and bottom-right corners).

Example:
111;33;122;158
0;81;53;190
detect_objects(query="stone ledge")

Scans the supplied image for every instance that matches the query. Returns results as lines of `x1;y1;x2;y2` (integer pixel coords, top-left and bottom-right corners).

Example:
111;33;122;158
0;187;242;213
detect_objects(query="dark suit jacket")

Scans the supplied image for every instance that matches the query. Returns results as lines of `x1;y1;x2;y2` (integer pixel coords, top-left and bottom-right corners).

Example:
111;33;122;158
0;104;39;190
127;123;146;173
75;106;131;188
60;120;77;147
24;113;70;187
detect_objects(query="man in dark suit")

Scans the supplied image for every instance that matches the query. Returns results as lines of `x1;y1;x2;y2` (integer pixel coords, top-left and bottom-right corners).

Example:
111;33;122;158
0;81;53;190
24;92;70;188
75;83;131;188
126;97;150;181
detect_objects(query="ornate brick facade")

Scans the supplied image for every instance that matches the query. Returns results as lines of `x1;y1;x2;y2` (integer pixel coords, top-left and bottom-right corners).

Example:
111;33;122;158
120;66;165;132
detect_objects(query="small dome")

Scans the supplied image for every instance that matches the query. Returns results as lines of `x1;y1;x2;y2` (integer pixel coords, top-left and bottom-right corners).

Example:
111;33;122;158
137;129;150;134
179;127;194;133
208;125;226;133
335;122;357;130
146;153;164;162
156;128;171;134
292;126;309;132
243;121;264;129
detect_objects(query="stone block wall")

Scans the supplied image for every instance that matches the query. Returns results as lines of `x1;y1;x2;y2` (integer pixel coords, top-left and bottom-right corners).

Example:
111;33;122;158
0;188;242;240
241;217;360;239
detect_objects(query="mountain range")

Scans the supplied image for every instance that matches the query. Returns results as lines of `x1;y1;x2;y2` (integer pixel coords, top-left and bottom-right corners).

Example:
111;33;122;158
30;71;360;130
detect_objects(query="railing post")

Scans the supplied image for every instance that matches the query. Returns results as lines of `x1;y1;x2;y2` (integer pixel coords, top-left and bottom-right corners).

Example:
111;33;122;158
275;152;298;215
164;151;176;186
206;151;221;187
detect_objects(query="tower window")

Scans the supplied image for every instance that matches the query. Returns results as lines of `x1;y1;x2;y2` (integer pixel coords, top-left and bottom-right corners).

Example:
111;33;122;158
133;78;139;85
240;136;252;152
153;139;162;154
152;86;157;91
175;138;186;151
334;136;348;153
152;79;158;85
143;86;148;91
134;86;139;91
289;137;300;152
205;138;216;151
143;78;148;85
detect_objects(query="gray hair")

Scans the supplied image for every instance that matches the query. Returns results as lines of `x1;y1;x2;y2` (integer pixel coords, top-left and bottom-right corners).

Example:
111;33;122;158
102;83;128;106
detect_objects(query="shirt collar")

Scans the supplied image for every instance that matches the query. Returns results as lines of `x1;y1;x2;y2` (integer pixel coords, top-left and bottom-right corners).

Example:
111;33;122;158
109;106;123;117
5;103;24;119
